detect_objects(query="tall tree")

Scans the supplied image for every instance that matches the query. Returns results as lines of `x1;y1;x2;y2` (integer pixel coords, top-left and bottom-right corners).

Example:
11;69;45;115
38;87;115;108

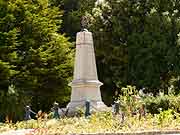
0;0;73;120
90;0;180;103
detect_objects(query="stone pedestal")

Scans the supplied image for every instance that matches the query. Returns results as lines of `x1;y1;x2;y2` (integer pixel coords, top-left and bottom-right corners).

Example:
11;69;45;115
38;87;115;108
67;31;107;113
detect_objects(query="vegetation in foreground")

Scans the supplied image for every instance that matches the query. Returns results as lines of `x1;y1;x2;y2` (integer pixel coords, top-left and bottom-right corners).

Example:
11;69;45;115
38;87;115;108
1;86;180;134
1;110;180;134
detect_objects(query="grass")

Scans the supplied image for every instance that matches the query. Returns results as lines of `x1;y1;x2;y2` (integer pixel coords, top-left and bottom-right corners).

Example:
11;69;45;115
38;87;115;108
1;110;180;134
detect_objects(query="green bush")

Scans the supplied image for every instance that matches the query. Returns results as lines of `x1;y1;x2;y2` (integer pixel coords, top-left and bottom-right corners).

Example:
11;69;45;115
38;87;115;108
117;85;180;115
144;94;169;114
142;93;180;114
168;95;180;112
156;109;174;126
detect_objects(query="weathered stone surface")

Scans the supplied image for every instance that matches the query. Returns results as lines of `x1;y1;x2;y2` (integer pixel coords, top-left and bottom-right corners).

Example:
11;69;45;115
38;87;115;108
67;31;107;113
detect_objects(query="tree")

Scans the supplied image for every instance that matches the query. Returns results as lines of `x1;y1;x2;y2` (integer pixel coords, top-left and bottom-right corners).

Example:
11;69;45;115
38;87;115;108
90;0;180;103
0;0;73;120
50;0;97;40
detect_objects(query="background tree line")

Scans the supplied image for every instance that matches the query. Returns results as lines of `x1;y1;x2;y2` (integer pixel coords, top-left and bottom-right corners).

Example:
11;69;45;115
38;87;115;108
0;0;180;121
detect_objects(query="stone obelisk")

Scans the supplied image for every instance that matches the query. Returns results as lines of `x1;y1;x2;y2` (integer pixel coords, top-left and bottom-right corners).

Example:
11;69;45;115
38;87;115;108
67;18;106;112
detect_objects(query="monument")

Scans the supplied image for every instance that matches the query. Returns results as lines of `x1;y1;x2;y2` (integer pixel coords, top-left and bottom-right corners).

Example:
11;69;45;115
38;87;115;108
67;17;107;113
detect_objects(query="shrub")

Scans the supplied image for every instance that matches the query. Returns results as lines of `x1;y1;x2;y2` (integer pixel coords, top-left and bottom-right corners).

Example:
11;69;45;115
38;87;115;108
169;95;180;112
144;94;169;114
117;85;180;114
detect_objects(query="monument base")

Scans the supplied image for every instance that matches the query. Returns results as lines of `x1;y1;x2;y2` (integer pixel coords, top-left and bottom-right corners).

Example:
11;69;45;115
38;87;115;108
67;79;108;115
67;100;107;116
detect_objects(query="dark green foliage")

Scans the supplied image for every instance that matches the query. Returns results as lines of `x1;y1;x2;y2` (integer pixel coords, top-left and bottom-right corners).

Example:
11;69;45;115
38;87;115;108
144;94;169;114
0;0;73;120
143;94;180;114
51;0;97;40
117;86;180;115
89;0;180;104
